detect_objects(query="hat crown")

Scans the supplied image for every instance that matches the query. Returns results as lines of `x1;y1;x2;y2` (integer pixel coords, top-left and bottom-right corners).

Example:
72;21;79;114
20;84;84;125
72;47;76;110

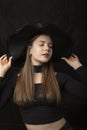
7;22;73;67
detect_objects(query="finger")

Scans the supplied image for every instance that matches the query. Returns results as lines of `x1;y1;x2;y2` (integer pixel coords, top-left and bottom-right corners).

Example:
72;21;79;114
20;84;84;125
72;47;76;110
72;54;80;61
8;56;13;65
61;57;66;60
72;53;78;58
70;55;76;60
2;56;8;61
9;56;13;61
61;57;69;62
0;54;7;60
62;56;74;62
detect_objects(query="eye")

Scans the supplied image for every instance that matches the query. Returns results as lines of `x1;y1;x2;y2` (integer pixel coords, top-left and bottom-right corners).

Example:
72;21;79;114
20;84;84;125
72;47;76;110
48;44;53;48
39;42;44;46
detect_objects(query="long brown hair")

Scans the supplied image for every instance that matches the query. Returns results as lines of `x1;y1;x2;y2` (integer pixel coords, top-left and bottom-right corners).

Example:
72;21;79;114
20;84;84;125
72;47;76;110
13;34;61;105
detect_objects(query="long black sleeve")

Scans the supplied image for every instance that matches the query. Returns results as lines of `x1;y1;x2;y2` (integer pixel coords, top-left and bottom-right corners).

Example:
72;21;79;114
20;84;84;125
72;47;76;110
0;77;4;89
0;67;18;109
57;66;87;99
75;66;87;85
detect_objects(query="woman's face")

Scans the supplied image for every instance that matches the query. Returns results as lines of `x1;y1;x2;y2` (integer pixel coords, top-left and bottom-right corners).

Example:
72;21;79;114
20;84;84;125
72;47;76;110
29;35;53;65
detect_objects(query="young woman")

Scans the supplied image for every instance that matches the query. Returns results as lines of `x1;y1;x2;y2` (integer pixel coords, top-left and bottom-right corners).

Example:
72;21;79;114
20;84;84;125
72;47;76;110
0;23;87;130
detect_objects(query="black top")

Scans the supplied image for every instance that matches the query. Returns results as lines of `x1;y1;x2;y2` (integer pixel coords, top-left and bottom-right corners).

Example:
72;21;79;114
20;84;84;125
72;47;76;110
0;65;87;124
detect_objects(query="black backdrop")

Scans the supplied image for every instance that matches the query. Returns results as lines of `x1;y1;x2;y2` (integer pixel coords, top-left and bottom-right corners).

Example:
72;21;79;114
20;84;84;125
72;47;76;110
0;0;87;130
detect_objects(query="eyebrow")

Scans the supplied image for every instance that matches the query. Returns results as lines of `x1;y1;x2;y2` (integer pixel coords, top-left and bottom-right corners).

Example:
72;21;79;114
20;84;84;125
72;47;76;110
39;40;53;44
39;40;45;43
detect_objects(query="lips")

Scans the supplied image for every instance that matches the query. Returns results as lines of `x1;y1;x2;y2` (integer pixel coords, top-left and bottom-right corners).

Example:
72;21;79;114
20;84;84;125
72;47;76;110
42;53;49;56
42;53;50;58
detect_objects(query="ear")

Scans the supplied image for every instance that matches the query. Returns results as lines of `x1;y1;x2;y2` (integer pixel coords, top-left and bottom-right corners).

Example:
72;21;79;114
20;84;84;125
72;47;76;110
55;72;57;76
28;45;32;55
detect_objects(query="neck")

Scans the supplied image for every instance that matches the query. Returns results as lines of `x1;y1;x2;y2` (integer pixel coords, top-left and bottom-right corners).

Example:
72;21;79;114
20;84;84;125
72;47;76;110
33;65;44;73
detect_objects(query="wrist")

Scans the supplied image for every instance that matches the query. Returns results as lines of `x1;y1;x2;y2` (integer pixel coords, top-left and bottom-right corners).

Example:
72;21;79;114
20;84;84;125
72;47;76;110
0;69;6;77
73;63;82;70
0;73;5;77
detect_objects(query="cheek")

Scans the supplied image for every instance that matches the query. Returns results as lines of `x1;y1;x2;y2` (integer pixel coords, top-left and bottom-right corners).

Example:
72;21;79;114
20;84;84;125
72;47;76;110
50;50;53;56
31;47;40;55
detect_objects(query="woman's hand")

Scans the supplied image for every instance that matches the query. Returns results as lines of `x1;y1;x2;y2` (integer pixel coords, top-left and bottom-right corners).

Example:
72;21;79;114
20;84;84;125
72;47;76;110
0;54;12;77
61;54;82;70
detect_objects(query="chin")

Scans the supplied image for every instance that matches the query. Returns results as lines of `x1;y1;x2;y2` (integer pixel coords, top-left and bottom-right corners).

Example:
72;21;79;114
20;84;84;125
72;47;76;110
41;60;50;64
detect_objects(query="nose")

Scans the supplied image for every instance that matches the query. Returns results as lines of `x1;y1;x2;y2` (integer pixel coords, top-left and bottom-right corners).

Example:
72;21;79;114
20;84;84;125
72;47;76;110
44;44;50;50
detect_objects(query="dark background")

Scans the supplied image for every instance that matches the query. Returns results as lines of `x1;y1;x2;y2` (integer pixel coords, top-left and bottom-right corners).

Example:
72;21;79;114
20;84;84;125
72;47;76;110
0;0;87;130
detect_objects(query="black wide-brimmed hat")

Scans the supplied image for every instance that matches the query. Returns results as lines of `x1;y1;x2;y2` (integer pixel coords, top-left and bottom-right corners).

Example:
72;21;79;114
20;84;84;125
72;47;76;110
7;22;73;67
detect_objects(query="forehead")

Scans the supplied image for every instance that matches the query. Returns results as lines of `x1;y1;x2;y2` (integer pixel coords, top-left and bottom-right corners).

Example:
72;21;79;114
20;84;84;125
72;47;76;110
34;34;52;42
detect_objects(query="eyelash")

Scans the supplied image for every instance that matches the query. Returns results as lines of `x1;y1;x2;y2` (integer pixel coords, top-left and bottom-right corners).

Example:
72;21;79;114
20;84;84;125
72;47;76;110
39;43;53;48
39;43;44;46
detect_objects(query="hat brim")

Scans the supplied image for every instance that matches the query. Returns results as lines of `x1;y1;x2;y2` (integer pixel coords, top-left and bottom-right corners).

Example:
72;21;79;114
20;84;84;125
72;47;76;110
7;22;73;67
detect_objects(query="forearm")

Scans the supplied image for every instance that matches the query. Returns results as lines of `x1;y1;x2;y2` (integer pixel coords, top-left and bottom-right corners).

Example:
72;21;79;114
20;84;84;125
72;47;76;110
0;77;4;89
75;65;87;85
58;72;87;99
0;69;16;110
